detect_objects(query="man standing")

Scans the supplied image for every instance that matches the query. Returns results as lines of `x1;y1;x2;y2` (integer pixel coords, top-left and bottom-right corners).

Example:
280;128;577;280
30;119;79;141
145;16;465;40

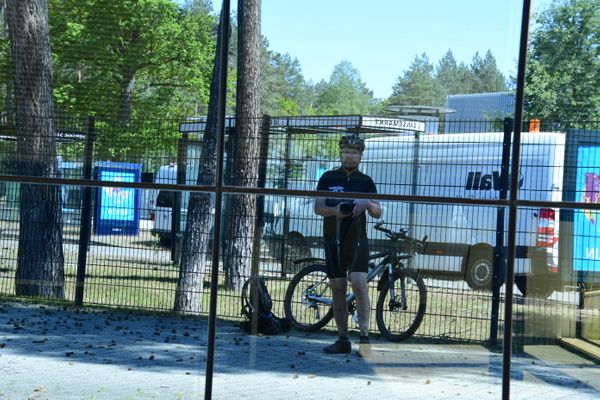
314;134;381;355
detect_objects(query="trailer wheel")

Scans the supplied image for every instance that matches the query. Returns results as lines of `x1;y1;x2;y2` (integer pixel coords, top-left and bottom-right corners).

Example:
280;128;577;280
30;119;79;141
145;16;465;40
465;247;493;291
515;275;554;298
515;276;527;296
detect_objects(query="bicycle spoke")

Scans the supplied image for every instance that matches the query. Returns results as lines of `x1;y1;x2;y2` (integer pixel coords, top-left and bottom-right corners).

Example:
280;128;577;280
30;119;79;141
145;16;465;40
376;270;427;341
284;264;334;331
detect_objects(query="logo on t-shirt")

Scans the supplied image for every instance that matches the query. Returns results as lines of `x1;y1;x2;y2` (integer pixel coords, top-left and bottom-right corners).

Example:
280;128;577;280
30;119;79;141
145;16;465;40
329;185;344;192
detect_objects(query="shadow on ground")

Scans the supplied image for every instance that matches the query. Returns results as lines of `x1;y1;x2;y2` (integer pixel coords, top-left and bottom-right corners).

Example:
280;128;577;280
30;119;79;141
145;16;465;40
1;300;599;400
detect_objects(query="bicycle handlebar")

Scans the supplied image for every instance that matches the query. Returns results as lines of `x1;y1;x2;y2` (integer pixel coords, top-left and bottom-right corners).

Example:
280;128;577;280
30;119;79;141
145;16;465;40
373;221;427;253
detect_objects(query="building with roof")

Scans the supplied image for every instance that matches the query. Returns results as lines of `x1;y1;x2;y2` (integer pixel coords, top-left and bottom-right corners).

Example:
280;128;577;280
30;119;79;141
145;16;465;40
445;91;515;133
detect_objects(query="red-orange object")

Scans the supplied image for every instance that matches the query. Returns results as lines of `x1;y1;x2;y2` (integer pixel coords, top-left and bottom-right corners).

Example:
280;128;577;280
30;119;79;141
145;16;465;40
529;119;541;133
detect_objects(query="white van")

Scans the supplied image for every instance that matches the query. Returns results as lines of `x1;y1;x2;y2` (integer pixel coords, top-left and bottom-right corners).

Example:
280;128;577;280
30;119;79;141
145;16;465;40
266;131;565;297
150;141;202;244
150;163;179;244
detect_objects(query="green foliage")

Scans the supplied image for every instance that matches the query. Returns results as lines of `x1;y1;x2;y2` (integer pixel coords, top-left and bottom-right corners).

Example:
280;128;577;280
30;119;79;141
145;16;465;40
92;118;180;170
314;61;375;115
296;132;339;160
10;0;593;161
524;0;600;125
387;50;508;107
30;0;217;166
0;1;514;129
261;49;315;116
388;53;445;107
0;140;16;175
261;55;378;116
469;51;508;93
0;8;12;119
436;50;473;96
49;0;216;121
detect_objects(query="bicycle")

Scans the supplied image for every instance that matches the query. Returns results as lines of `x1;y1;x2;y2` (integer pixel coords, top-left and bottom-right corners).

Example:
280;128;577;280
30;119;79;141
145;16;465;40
283;221;428;342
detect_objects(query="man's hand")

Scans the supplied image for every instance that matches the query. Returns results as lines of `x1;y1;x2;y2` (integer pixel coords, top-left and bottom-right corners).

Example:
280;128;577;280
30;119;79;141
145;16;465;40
351;199;371;218
335;203;351;219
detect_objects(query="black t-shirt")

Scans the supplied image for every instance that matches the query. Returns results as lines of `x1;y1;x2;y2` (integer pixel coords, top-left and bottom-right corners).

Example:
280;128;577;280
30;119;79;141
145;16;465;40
316;167;377;241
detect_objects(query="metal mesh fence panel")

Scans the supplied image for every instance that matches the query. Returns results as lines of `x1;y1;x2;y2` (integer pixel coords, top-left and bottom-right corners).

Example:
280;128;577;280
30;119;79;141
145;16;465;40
1;115;599;345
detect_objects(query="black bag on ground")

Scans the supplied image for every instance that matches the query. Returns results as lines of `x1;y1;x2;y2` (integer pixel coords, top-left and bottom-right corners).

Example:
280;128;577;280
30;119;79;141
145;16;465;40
240;276;290;335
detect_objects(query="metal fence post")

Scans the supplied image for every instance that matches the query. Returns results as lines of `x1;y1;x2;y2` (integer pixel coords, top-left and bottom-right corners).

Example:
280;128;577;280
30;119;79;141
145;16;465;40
172;132;188;263
205;1;230;398
408;129;420;268
490;117;513;345
502;1;532;398
75;115;95;306
279;126;292;275
251;115;270;276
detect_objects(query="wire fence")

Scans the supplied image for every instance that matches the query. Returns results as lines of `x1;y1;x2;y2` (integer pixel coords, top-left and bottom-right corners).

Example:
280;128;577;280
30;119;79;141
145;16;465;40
1;115;598;344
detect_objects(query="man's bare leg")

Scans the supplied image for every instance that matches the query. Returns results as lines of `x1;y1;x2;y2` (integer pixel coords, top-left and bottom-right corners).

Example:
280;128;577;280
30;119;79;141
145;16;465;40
322;277;352;354
330;277;349;337
350;272;370;337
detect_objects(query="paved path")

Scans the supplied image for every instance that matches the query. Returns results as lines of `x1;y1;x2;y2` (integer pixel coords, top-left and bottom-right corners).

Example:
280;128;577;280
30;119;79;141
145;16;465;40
1;302;599;399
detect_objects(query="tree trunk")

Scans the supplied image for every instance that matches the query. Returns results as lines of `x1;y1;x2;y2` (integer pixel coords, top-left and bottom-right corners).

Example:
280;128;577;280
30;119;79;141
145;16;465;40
1;2;15;126
4;79;14;125
119;68;136;126
224;0;261;290
7;0;65;298
173;10;227;313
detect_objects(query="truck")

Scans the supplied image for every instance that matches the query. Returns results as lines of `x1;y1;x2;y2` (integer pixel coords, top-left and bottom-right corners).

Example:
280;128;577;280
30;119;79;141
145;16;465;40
265;131;565;297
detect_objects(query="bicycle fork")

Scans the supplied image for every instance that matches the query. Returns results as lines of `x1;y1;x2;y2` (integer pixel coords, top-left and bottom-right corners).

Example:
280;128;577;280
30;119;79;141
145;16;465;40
387;264;408;311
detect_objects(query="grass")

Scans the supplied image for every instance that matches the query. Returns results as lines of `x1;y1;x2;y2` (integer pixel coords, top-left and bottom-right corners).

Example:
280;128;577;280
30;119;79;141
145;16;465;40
0;221;584;344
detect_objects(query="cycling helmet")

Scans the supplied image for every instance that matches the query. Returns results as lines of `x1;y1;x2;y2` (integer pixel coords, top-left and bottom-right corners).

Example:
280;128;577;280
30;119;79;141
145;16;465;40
339;134;365;152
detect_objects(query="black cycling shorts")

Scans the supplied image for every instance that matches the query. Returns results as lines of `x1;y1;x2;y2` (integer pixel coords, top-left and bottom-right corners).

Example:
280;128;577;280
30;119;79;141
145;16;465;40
323;235;369;279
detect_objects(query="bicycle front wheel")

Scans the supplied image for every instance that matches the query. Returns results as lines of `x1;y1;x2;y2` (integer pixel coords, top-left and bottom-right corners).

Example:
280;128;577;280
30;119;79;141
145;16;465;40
284;263;334;332
376;269;427;342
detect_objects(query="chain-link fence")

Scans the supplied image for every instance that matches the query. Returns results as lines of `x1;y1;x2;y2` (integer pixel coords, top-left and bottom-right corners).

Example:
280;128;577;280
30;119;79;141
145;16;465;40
2;114;597;345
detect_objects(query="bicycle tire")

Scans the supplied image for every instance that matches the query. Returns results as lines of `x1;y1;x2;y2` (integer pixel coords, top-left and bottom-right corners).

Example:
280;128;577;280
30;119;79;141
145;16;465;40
284;263;334;332
376;269;427;342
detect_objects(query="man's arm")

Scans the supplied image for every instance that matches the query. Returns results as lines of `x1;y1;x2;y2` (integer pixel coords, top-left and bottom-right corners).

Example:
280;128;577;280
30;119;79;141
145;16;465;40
366;200;382;219
314;197;345;219
315;197;382;219
357;176;382;219
352;199;381;219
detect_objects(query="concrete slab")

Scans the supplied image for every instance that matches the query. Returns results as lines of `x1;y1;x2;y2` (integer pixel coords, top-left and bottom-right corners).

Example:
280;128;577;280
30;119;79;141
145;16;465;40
559;338;600;363
1;301;599;400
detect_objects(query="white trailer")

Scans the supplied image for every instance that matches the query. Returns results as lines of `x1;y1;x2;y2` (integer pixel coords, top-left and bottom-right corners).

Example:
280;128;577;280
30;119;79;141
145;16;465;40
150;141;201;243
267;131;565;297
150;163;178;243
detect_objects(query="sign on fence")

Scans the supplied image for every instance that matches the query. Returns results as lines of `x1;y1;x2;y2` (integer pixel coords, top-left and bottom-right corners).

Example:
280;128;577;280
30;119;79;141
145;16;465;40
563;129;600;282
94;162;142;235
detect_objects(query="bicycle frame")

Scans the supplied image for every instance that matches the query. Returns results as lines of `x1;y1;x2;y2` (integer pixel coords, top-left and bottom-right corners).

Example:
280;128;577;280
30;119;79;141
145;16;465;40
304;250;414;307
284;221;428;339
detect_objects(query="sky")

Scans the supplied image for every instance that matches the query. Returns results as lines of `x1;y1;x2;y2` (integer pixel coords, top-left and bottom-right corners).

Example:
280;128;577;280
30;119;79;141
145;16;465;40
205;0;553;99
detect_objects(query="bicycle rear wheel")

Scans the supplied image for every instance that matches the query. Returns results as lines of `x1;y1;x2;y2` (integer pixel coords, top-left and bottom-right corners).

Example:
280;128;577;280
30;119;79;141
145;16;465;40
284;264;334;332
376;269;427;342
